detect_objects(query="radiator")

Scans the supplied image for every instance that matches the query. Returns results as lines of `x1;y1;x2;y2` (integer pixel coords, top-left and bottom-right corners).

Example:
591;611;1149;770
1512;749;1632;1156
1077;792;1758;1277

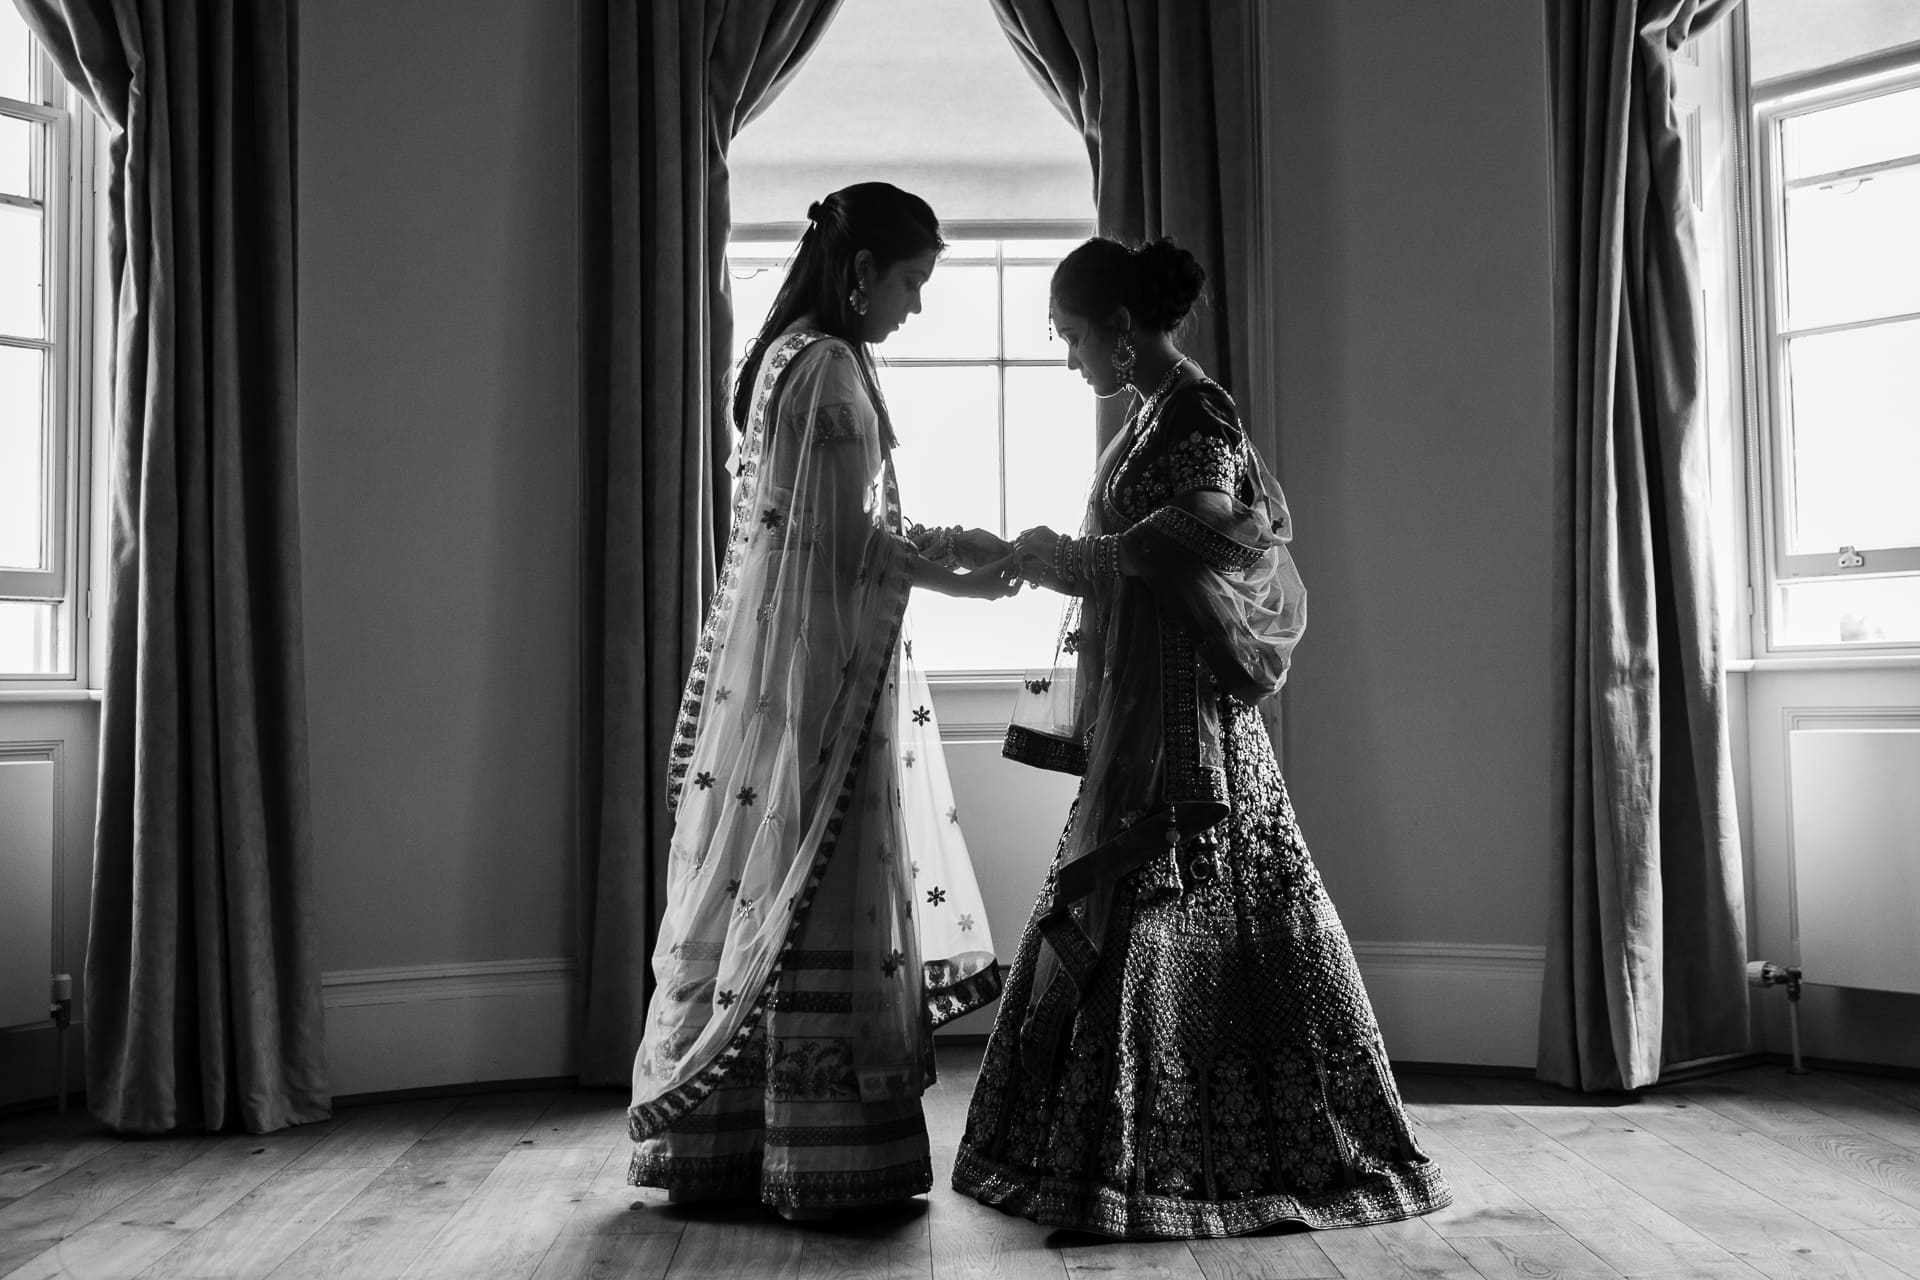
0;756;55;1028
1788;726;1920;996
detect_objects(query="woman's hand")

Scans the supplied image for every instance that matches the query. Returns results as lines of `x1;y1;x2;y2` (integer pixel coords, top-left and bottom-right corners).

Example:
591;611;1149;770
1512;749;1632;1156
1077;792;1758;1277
1012;526;1063;583
917;553;1020;600
947;554;1023;599
949;527;1014;571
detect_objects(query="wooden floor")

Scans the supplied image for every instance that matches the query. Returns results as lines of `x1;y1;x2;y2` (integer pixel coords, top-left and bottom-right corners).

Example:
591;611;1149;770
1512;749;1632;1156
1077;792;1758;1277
5;1048;1920;1279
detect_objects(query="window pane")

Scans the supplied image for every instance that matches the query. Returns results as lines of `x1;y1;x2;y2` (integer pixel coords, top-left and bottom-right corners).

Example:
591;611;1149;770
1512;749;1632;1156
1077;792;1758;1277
0;600;63;675
1785;163;1920;330
884;262;997;359
1003;238;1084;260
942;240;998;261
726;262;786;369
0;200;44;337
906;574;1072;673
1782;319;1920;555
729;238;797;260
1777;577;1920;647
1782;85;1920;181
0;114;41;200
1004;264;1061;360
877;364;1002;533
1003;365;1097;537
0;343;45;570
0;7;31;104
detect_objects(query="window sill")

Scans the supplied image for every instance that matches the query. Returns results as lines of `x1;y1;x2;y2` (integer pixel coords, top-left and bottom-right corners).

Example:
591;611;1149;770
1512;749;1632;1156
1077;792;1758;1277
1728;653;1920;673
0;687;103;704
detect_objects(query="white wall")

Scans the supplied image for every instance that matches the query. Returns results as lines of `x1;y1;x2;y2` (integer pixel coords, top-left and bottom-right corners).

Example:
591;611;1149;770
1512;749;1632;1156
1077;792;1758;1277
1257;2;1558;1066
297;0;580;1094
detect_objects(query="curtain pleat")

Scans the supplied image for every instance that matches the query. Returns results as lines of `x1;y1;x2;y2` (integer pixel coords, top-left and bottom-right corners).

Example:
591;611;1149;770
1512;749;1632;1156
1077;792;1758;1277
988;0;1254;443
576;0;844;1087
14;0;324;1133
1539;0;1749;1092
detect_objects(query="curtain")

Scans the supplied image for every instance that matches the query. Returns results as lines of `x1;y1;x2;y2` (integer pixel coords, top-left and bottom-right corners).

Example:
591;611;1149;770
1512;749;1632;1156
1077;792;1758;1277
1538;0;1749;1093
988;0;1255;440
576;0;844;1087
13;0;324;1132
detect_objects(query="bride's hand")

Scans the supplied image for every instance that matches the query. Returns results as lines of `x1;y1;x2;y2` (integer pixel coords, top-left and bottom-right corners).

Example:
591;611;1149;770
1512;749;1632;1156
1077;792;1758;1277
1012;526;1061;579
949;527;1014;570
950;555;1023;599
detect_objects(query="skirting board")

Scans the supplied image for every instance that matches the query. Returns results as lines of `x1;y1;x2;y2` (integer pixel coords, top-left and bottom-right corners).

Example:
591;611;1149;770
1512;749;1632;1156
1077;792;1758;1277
1353;941;1545;1070
322;958;578;1097
320;943;1544;1095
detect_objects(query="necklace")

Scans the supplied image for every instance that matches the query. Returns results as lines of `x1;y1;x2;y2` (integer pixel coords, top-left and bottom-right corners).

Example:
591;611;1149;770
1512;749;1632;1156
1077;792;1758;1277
1132;356;1193;425
1105;357;1198;520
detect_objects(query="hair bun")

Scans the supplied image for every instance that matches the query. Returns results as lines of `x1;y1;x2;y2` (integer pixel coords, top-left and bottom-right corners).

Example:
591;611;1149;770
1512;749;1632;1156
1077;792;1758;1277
1131;237;1206;331
806;200;825;224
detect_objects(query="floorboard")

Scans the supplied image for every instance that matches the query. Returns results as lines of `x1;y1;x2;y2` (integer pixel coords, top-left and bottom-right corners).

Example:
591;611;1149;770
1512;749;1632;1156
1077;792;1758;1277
1;1051;1917;1280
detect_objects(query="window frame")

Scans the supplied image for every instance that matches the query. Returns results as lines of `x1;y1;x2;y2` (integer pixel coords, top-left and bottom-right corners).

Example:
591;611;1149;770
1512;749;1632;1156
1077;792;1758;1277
1748;48;1920;654
0;44;101;688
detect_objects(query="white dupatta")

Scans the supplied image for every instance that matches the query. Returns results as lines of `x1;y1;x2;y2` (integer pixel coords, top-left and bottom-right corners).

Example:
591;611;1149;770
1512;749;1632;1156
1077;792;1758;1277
630;330;998;1138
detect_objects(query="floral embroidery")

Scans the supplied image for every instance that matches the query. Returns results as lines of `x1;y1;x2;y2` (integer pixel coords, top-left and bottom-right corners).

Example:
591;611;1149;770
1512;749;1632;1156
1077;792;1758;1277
904;750;916;768
810;404;863;447
760;507;786;531
694;771;715;790
736;787;756;806
1025;678;1052;695
715;988;737;1009
912;705;932;725
927;887;947;906
766;1039;860;1101
952;699;1450;1236
881;949;905;977
959;914;974;932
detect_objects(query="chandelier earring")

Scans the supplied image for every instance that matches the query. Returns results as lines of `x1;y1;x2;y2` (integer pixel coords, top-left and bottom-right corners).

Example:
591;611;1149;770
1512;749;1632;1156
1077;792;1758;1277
849;280;870;316
1111;332;1137;385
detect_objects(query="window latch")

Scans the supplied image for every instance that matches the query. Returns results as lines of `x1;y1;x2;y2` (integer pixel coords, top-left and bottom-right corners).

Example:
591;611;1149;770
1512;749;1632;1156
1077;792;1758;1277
1837;545;1865;570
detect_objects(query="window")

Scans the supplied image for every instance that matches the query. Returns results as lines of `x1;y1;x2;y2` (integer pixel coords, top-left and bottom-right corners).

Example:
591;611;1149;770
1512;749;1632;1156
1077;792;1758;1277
0;8;95;683
728;225;1096;673
1753;63;1920;648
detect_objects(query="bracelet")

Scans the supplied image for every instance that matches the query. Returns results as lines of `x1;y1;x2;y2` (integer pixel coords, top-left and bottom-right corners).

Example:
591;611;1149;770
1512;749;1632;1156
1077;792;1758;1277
1091;535;1118;586
1053;534;1077;588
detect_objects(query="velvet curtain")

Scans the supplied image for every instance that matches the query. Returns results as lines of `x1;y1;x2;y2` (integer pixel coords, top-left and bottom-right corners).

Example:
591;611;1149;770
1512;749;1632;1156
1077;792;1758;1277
987;0;1255;440
576;0;844;1086
1539;0;1749;1092
13;0;324;1132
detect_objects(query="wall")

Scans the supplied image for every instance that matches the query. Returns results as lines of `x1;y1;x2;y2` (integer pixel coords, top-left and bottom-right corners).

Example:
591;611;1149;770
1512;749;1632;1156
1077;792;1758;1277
1257;2;1558;1066
297;0;580;1095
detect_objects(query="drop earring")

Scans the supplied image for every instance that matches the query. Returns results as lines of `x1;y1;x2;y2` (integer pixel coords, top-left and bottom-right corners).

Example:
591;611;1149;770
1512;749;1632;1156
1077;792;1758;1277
1111;332;1136;385
849;281;869;316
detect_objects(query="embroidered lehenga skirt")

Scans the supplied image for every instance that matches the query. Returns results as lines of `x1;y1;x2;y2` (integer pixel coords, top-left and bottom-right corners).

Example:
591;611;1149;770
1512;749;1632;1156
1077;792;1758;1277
952;699;1452;1238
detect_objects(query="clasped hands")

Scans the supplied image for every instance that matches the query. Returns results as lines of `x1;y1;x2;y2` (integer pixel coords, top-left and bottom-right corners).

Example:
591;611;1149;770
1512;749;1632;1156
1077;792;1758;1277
908;523;1073;598
907;524;1022;599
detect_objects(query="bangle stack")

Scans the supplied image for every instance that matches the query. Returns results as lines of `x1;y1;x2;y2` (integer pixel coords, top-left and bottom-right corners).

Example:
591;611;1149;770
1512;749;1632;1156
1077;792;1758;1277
909;522;965;570
1050;533;1118;591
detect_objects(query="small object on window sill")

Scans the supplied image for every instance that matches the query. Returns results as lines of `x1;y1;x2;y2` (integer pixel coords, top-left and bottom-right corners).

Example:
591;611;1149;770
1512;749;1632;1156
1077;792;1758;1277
1838;545;1866;569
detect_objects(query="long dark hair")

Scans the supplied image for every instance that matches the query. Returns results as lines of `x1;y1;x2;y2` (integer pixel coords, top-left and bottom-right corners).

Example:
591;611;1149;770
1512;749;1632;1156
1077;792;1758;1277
1050;236;1206;336
731;182;944;433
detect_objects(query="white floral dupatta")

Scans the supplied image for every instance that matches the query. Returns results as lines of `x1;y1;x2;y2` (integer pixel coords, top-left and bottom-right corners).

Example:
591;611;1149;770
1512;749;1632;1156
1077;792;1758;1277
629;330;998;1139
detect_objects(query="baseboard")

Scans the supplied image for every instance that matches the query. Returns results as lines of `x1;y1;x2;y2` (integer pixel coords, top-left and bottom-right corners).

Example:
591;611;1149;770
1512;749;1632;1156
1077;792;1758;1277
1352;941;1544;1070
322;957;578;1097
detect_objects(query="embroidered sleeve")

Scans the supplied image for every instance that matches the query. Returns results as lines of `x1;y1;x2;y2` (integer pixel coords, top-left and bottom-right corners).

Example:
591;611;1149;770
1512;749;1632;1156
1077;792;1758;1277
810;403;864;446
1141;506;1266;574
1159;385;1245;498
